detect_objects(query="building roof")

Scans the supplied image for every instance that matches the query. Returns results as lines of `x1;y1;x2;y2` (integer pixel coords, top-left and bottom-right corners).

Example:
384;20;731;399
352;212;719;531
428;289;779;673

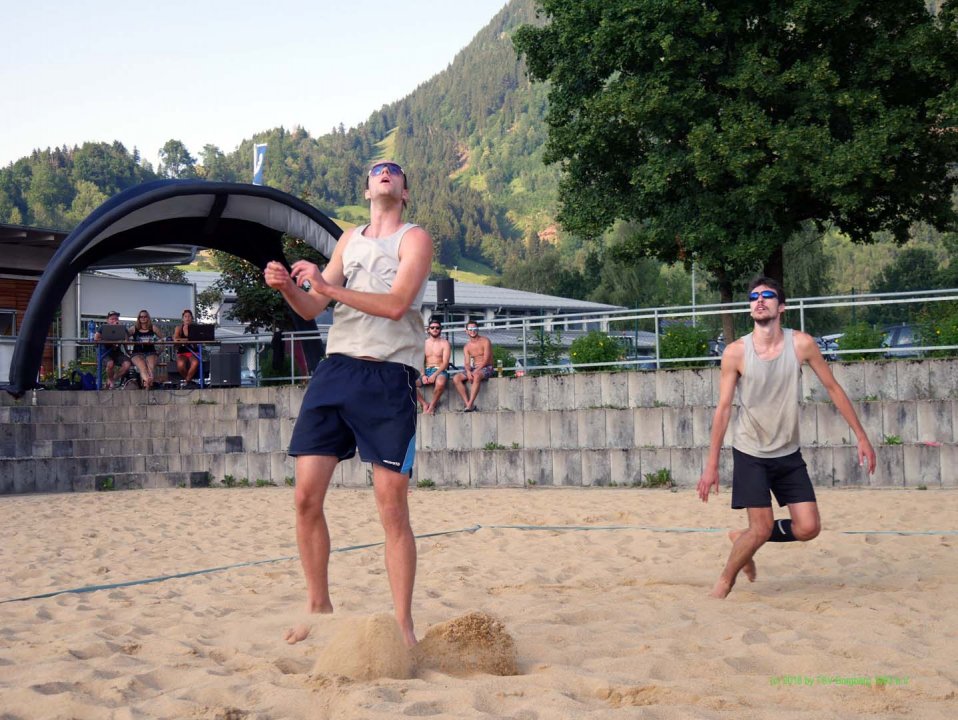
0;221;197;276
98;268;621;314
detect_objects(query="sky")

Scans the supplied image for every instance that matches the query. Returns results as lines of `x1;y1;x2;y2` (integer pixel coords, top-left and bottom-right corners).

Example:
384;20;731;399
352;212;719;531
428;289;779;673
1;0;509;169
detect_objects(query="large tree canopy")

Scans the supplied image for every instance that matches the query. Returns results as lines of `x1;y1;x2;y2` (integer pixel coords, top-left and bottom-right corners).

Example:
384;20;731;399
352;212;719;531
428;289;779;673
515;0;958;316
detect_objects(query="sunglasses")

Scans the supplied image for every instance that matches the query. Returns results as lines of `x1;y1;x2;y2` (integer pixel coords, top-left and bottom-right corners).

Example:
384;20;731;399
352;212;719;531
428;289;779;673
749;290;778;301
369;162;404;177
428;326;441;330
467;327;479;333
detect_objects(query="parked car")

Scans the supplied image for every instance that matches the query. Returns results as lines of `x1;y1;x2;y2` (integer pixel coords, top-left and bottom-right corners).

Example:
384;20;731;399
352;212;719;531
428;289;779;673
882;323;922;358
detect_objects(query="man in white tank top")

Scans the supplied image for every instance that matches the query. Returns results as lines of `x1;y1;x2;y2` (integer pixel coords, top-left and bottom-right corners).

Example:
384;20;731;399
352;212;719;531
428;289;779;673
264;161;432;647
697;276;876;599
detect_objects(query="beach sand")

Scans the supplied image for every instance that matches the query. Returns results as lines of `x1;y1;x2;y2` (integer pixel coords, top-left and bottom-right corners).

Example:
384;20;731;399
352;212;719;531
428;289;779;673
1;487;956;719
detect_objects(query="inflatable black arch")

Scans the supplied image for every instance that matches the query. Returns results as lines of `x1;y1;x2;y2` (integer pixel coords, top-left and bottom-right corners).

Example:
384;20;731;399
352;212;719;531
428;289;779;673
6;180;342;397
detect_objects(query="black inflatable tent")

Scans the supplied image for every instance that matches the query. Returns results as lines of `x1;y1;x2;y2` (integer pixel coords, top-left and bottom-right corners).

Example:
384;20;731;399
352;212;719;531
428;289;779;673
5;180;342;397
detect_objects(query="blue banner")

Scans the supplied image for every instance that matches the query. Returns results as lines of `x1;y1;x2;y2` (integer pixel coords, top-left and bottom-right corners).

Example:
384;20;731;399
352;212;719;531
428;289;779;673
252;143;267;185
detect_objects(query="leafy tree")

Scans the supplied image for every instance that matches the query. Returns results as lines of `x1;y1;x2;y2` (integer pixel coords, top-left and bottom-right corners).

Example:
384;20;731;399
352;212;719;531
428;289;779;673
158;140;197;179
868;246;941;323
526;327;563;372
65;180;107;226
134;266;188;284
515;0;958;340
210;236;329;333
198;144;238;182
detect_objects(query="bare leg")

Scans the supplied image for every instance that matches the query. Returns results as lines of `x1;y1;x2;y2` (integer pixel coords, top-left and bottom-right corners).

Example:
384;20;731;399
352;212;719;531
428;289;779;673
728;529;757;582
284;455;337;644
452;373;470;407
186;357;199;382
428;376;447;413
132;355;151;389
417;381;430;412
711;507;772;598
373;465;417;647
105;360;115;389
145;354;158;388
467;374;484;409
787;501;821;541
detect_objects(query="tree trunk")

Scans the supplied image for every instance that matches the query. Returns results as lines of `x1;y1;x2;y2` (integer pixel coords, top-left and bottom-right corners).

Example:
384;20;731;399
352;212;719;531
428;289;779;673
763;245;785;286
716;268;736;342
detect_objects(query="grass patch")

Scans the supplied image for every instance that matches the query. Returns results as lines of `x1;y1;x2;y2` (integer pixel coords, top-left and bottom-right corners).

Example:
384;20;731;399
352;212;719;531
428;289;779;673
640;468;674;488
374;129;397;161
416;478;436;489
884;435;903;445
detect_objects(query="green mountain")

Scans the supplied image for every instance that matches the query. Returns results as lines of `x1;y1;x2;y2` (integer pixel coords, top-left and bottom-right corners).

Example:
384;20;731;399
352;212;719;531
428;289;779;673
2;0;953;306
0;0;553;278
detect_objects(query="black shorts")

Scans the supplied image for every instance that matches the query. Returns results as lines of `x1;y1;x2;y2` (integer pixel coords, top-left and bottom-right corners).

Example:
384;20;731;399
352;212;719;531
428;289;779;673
104;347;129;364
288;354;419;474
731;448;817;509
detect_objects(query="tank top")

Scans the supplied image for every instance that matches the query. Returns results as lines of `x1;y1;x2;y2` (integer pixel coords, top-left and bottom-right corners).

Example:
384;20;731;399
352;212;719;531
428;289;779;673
175;325;198;355
131;327;157;355
326;223;427;371
733;329;801;458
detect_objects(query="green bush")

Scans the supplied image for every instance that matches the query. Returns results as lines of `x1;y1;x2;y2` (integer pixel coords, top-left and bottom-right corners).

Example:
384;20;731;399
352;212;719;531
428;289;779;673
836;322;884;361
568;331;625;371
659;324;711;368
491;345;518;376
528;328;563;375
921;307;958;358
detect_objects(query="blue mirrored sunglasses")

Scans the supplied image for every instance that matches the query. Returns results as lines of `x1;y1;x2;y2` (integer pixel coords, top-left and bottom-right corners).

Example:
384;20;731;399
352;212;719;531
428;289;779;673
369;162;404;177
749;290;778;301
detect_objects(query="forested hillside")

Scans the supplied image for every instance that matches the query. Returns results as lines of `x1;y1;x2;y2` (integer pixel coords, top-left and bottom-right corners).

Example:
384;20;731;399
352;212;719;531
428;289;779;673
0;1;549;274
1;0;954;309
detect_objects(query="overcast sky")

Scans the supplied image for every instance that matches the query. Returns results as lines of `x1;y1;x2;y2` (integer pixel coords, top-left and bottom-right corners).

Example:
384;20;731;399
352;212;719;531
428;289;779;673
1;0;508;169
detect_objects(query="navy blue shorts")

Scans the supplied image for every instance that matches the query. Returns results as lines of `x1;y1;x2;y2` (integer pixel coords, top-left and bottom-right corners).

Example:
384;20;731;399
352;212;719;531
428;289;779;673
731;448;817;509
288;354;419;474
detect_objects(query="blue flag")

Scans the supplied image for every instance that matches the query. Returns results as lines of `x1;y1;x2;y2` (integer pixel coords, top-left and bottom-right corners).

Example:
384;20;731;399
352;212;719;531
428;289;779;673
252;143;267;185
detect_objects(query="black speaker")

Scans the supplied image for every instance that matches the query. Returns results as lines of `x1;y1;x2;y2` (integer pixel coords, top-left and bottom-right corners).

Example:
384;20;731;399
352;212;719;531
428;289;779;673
209;352;241;387
436;277;455;305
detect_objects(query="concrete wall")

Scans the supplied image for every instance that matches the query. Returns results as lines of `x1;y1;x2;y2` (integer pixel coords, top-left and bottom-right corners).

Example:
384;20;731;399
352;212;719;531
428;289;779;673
2;358;957;493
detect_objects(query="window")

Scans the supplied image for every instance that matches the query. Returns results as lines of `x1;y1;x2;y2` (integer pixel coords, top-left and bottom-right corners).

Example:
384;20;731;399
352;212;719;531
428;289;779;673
0;309;15;336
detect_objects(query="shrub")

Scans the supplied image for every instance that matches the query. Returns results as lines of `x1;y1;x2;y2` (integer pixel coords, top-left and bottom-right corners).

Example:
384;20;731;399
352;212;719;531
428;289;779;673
643;468;674;488
659;324;711;368
568;331;625;371
491;345;518;376
921;307;958;358
836;322;884;361
528;327;563;375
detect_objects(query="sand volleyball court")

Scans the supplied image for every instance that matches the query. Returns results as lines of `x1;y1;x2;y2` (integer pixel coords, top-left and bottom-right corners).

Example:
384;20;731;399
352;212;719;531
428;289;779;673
1;487;955;719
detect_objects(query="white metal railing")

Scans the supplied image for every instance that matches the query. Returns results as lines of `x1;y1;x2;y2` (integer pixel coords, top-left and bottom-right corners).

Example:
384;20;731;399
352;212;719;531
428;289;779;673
26;288;958;385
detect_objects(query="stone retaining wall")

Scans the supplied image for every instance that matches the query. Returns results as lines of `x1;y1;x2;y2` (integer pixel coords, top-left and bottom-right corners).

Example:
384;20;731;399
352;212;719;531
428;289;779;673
2;359;957;493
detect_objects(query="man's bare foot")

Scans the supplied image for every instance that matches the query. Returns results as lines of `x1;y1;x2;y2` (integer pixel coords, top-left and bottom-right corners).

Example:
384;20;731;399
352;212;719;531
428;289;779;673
284;624;312;644
399;625;417;648
729;529;757;582
709;577;734;599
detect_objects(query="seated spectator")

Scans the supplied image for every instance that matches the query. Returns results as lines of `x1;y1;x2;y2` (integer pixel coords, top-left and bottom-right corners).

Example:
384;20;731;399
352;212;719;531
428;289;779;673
452;320;494;412
417;317;451;414
173;309;200;388
129;309;163;389
94;310;131;390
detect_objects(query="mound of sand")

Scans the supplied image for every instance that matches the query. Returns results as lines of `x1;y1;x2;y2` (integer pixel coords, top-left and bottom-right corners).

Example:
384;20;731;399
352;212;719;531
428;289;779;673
311;613;413;681
414;611;518;676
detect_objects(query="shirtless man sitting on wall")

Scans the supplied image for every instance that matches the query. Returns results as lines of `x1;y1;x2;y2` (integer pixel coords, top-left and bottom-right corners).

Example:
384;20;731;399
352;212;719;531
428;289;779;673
417;317;451;414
